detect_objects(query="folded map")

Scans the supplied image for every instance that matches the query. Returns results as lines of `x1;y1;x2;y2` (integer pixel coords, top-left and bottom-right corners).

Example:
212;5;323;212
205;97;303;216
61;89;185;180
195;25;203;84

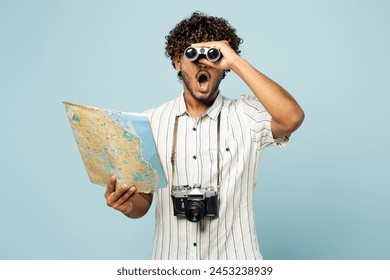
63;101;166;192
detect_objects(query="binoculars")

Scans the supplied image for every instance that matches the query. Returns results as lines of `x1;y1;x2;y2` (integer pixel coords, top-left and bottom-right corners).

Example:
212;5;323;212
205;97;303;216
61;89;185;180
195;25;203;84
184;47;221;62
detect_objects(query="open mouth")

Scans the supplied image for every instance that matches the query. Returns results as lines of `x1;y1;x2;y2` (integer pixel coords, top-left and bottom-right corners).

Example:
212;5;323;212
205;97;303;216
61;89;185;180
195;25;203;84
196;71;210;92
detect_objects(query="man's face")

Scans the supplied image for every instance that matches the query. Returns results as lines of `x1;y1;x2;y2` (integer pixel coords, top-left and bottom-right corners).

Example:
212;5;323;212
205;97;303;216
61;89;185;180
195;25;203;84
177;53;224;106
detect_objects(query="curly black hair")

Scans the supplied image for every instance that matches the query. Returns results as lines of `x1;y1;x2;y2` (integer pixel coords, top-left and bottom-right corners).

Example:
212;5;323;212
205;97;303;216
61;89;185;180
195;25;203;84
165;12;243;69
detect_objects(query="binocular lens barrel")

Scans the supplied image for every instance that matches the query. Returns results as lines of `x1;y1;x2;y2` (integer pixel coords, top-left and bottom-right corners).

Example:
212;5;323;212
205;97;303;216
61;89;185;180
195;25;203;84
207;48;220;61
184;47;198;60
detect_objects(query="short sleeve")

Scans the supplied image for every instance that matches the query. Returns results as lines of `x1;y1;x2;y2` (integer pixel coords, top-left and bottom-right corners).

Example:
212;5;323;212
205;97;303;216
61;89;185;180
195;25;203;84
237;94;289;150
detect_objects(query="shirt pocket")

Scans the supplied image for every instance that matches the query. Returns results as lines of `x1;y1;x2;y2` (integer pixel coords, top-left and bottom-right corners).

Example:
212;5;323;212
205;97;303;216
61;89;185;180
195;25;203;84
209;137;239;181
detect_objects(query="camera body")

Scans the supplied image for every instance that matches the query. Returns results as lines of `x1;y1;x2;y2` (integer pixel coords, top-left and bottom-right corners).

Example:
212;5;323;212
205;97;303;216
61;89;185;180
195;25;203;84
171;184;219;222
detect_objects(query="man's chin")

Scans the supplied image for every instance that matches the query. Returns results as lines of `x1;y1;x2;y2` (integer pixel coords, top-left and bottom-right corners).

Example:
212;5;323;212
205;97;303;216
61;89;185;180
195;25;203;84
194;91;212;101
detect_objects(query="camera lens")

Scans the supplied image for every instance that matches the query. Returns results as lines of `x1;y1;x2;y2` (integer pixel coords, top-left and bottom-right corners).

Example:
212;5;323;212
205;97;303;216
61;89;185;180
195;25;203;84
186;200;205;222
184;47;198;61
207;48;220;62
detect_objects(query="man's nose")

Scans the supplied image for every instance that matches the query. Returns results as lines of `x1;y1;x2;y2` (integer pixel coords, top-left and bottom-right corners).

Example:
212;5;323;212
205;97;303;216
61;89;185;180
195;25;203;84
197;63;209;70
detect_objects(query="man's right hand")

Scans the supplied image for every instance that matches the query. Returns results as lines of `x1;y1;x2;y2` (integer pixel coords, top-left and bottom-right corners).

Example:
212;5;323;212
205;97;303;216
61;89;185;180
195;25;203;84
104;175;153;218
104;175;138;216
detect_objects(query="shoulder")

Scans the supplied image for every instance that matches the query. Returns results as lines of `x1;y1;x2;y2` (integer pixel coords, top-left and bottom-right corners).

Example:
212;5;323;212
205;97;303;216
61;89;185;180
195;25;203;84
144;98;179;120
237;94;266;112
221;94;268;117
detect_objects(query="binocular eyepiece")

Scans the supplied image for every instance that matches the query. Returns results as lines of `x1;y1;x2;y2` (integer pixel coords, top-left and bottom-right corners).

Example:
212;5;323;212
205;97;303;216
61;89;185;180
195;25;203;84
184;47;221;62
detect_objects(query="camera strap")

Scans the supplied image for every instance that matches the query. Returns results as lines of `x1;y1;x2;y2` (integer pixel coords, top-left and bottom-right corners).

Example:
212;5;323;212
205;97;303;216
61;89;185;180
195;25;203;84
171;112;221;192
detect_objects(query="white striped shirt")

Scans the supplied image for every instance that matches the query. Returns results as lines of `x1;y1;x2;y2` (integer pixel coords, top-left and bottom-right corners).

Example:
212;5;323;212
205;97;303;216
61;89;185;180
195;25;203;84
145;92;288;260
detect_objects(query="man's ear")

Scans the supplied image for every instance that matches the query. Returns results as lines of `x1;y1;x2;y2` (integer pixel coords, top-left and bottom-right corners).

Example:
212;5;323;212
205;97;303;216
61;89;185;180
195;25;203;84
174;57;181;71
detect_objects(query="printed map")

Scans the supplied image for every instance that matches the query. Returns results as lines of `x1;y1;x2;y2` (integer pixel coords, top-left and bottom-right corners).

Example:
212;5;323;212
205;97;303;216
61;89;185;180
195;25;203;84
63;102;166;192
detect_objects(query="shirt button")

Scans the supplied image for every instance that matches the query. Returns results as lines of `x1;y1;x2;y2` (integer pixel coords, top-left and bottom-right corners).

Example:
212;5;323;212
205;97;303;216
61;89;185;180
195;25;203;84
226;147;230;152
192;127;197;131
193;243;197;247
193;155;197;160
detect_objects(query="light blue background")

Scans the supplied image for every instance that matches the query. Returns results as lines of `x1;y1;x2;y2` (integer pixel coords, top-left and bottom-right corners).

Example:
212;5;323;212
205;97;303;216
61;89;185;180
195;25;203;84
1;0;389;260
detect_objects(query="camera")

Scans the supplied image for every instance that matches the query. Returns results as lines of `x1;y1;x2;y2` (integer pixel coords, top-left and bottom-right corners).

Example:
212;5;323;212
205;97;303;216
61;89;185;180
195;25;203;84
171;184;219;222
184;47;221;62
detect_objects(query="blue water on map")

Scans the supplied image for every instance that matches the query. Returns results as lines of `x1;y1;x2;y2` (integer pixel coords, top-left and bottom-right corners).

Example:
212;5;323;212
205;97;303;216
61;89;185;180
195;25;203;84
103;110;166;189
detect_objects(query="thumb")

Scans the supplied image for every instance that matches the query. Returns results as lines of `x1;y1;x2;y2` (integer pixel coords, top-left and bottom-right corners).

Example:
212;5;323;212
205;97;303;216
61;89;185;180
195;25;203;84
105;175;116;198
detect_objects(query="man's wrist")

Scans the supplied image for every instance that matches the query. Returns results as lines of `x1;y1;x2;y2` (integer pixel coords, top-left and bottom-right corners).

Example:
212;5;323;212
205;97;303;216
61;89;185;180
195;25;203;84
229;55;250;76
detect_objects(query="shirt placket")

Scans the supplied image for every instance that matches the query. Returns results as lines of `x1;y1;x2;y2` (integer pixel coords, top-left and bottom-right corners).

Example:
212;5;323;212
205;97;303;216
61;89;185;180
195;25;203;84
188;117;199;185
189;117;200;259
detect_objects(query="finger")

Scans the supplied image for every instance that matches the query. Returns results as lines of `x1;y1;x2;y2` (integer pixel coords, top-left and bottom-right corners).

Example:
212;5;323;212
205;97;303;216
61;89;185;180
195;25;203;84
191;41;230;51
116;182;131;193
105;175;116;198
191;41;219;48
107;185;135;207
118;201;134;216
112;186;137;209
107;183;127;203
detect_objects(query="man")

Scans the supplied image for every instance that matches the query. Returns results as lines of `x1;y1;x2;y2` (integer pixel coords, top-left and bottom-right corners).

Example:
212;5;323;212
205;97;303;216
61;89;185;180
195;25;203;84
105;12;304;260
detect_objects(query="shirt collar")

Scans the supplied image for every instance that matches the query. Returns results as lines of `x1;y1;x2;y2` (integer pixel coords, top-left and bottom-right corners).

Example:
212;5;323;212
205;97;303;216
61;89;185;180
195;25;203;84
176;91;223;120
